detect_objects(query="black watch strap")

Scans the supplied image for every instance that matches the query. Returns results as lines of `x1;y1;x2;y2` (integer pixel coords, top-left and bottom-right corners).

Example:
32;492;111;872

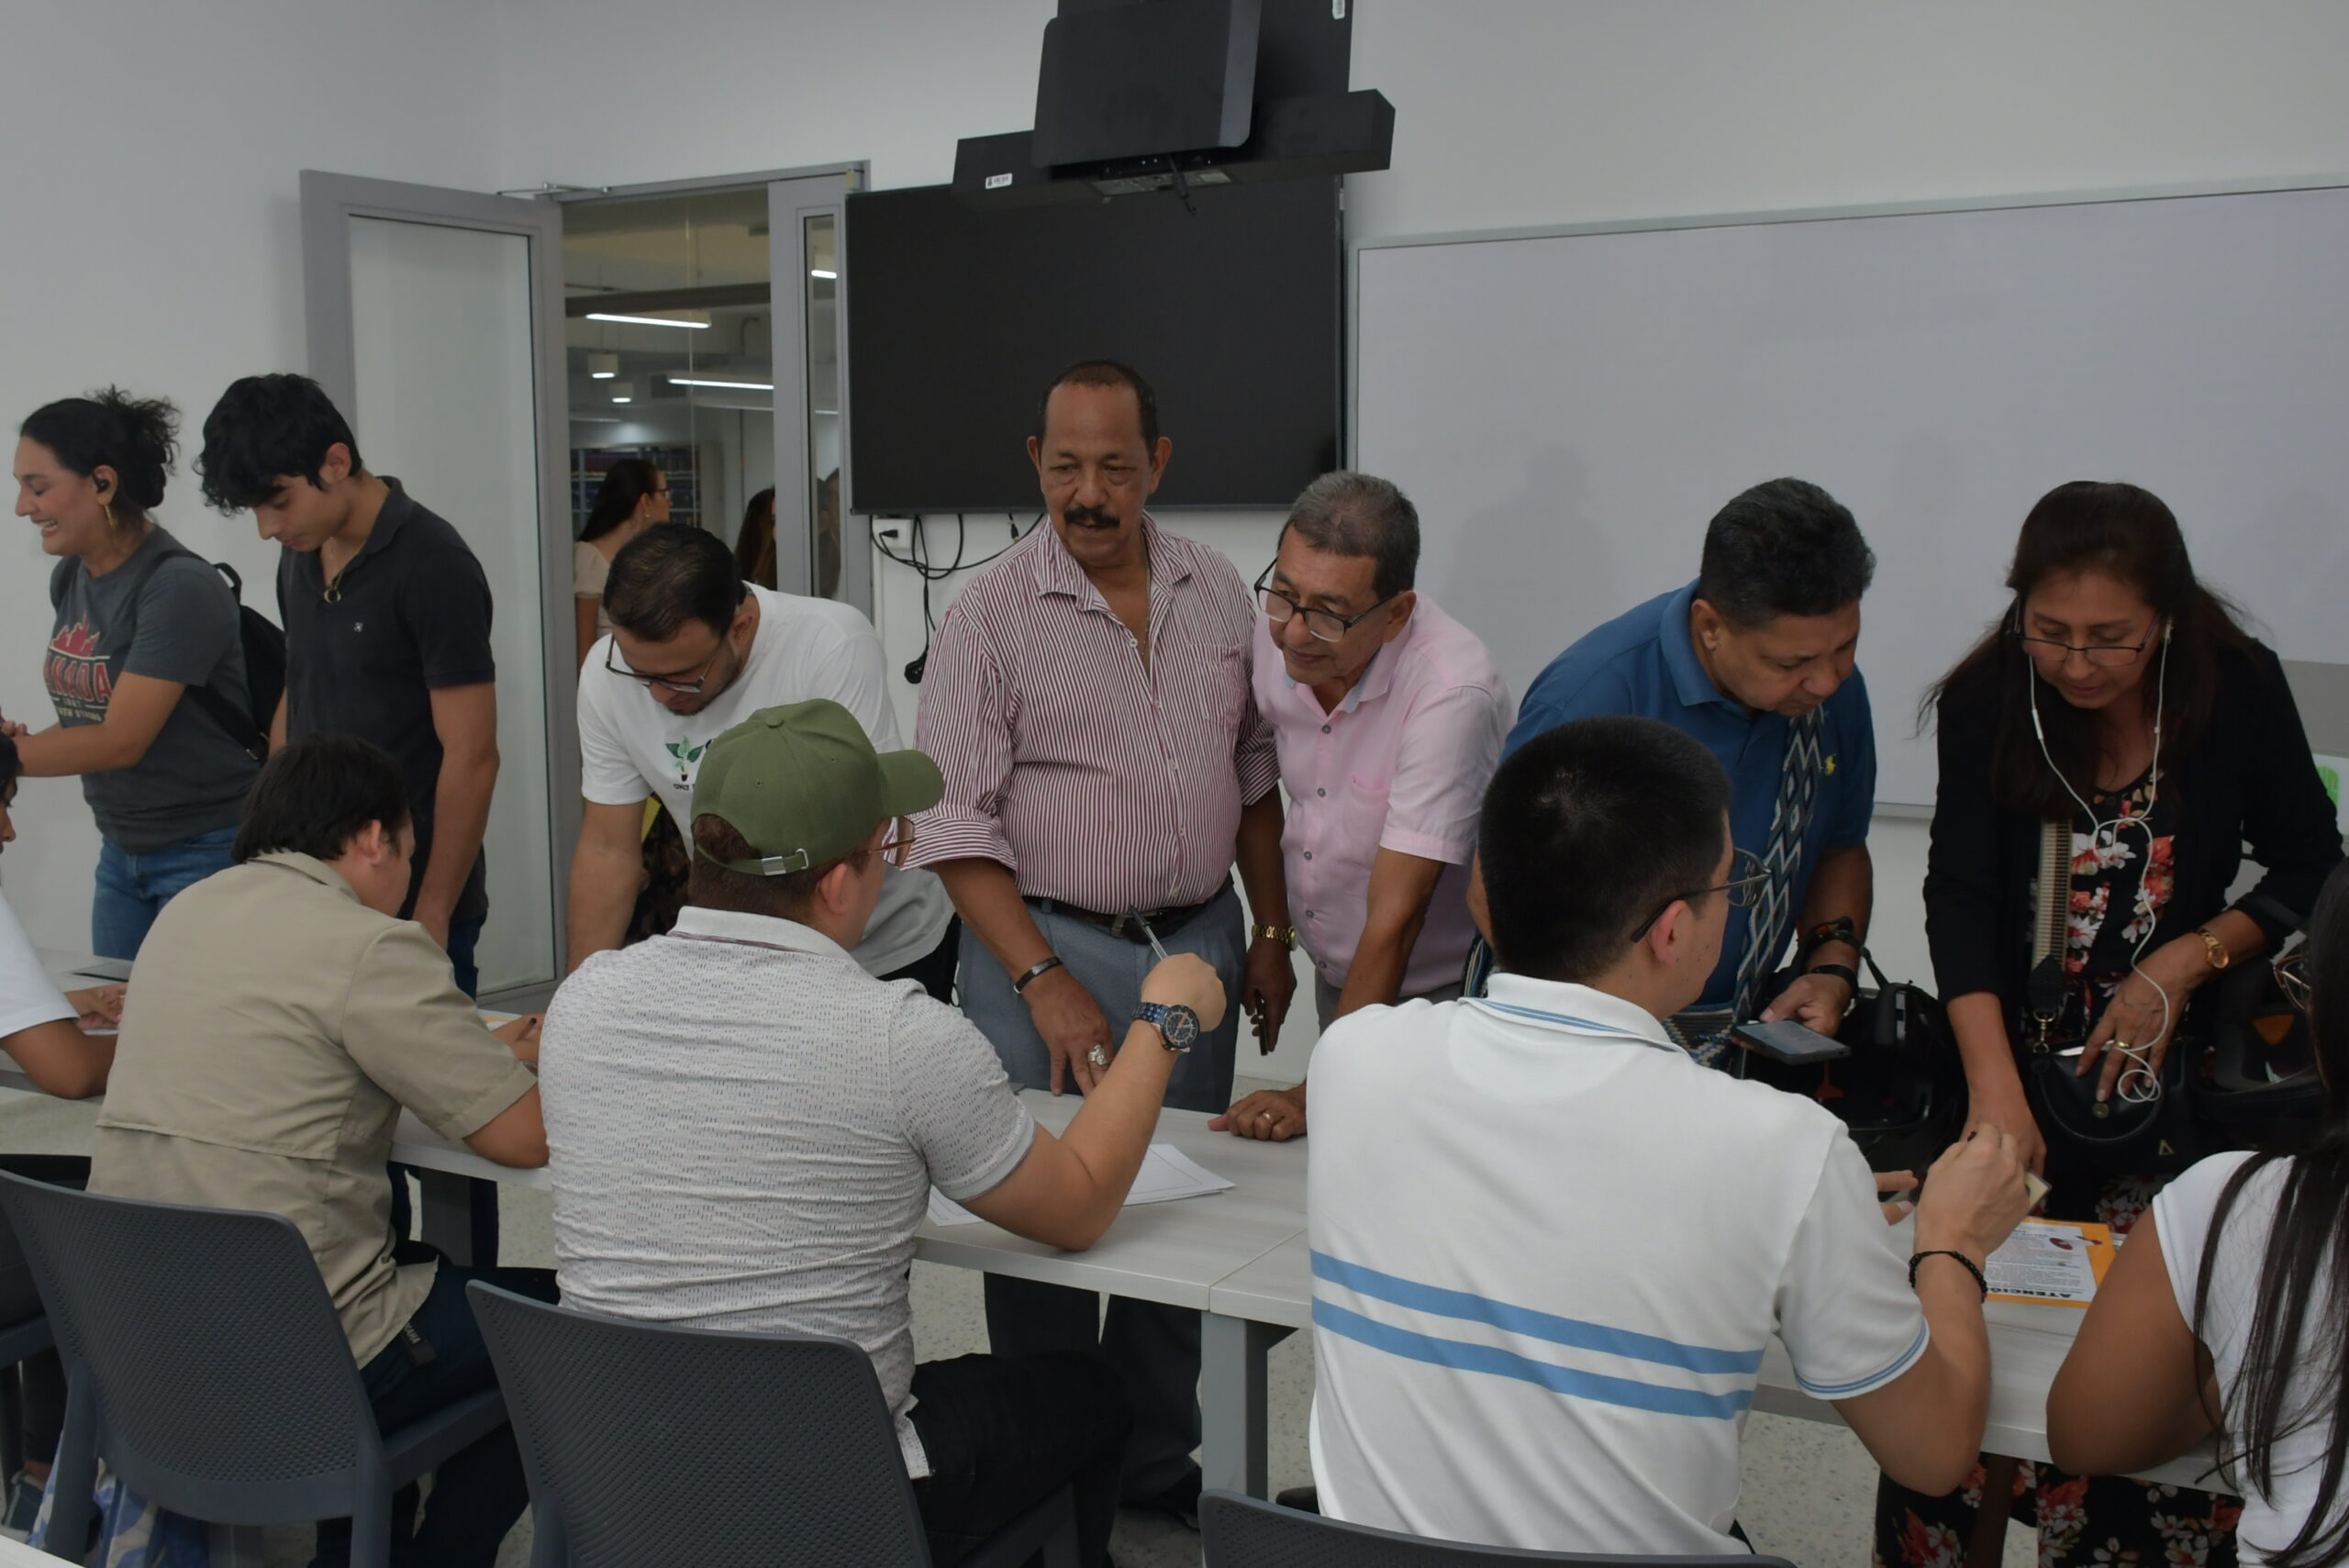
1011;955;1064;995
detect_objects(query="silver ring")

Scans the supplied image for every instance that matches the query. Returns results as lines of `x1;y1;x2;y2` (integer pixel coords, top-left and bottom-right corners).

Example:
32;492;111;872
1086;1045;1109;1068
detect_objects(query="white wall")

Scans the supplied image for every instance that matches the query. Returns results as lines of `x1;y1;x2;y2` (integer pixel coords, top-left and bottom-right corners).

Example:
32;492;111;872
1;2;502;950
17;3;2349;1054
481;0;2349;1073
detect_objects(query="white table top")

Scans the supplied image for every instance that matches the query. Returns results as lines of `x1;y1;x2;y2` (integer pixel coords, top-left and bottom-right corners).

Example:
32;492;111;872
26;948;2225;1488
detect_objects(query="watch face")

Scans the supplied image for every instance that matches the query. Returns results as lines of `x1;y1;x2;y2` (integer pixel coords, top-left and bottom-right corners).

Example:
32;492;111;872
1161;1005;1200;1051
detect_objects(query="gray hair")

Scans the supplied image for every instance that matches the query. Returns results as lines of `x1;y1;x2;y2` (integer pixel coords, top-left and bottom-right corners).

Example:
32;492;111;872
1281;471;1420;600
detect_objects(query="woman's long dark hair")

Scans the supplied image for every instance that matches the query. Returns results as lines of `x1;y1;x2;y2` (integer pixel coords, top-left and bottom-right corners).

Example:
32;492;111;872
1925;481;2253;819
735;487;777;589
580;458;663;543
2194;861;2349;1566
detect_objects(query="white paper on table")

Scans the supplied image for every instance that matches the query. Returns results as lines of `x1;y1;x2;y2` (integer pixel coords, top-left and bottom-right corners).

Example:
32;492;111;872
1986;1221;2102;1303
927;1144;1233;1227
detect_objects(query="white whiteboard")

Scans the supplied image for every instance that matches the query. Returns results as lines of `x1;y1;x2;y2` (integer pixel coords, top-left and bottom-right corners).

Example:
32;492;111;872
1353;185;2349;806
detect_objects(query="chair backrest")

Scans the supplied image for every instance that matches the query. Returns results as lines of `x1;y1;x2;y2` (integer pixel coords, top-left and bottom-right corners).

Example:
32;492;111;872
470;1282;934;1567
1199;1491;1798;1568
0;1171;381;1521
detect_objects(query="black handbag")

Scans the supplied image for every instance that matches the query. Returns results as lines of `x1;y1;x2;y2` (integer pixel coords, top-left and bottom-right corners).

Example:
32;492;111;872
1748;949;1967;1174
2013;820;2210;1179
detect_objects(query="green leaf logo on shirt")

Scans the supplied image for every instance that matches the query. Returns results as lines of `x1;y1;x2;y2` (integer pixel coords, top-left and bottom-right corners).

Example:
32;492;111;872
665;739;708;785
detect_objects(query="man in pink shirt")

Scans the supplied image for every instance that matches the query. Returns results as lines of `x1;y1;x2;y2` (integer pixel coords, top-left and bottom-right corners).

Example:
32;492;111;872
1215;472;1511;1143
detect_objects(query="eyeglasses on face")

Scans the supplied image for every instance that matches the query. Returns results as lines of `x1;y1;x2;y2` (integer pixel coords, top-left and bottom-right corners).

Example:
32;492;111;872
2011;627;2158;670
604;640;723;695
863;817;916;870
2275;950;2311;1016
1628;848;1768;943
1253;563;1396;644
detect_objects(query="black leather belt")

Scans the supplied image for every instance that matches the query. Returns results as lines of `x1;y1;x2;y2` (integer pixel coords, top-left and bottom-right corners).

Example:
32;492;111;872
1025;882;1229;945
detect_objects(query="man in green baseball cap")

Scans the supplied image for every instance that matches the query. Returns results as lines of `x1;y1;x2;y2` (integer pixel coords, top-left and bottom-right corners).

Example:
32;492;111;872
539;699;1230;1568
689;696;943;883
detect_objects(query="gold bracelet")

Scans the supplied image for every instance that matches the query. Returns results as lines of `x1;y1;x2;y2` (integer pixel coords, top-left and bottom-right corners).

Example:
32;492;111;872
1253;923;1296;950
2195;926;2231;972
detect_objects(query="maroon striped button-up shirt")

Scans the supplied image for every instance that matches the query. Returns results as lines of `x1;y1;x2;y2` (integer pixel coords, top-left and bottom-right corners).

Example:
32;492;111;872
907;516;1279;913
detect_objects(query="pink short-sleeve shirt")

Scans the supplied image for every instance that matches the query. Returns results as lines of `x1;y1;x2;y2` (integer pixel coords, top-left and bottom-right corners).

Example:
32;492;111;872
1252;597;1510;995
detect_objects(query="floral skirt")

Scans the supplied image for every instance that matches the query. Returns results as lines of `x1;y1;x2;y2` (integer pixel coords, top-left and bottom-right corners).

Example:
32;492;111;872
1872;1174;2241;1568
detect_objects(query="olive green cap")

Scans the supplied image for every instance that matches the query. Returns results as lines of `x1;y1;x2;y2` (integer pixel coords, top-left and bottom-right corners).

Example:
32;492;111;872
689;700;943;875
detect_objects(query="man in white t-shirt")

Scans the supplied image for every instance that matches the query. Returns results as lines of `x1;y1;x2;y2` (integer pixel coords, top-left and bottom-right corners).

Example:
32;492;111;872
1307;714;2031;1555
563;524;956;990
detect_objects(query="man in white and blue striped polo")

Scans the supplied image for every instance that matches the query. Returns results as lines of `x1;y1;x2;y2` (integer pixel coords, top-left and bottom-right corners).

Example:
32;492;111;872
1306;716;2032;1555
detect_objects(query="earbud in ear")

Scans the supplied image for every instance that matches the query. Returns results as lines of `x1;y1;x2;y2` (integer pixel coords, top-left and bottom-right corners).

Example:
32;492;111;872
94;478;109;493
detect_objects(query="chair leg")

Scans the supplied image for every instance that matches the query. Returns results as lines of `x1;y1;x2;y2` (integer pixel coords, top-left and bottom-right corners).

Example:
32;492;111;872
1040;1506;1080;1568
0;1362;24;1485
207;1523;267;1566
529;1502;567;1568
349;1479;394;1568
39;1380;95;1561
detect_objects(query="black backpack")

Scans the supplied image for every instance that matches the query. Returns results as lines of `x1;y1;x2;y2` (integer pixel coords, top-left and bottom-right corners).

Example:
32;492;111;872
51;545;284;762
204;561;285;759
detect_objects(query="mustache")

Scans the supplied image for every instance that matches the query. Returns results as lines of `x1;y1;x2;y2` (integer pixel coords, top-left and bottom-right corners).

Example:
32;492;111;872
1062;505;1119;528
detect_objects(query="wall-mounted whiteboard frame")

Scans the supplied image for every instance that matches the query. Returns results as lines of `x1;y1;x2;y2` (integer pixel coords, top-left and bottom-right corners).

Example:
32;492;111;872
1348;174;2349;809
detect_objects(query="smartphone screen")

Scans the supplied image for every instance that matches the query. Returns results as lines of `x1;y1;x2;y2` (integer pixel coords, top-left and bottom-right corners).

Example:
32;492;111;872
1730;1018;1851;1065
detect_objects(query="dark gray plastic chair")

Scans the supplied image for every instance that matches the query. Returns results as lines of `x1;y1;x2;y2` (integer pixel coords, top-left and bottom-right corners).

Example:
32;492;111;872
0;1218;55;1486
1200;1490;1798;1568
0;1171;507;1566
470;1282;1077;1568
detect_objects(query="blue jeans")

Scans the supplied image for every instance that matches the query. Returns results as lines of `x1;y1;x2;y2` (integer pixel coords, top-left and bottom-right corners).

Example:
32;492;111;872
91;828;238;960
959;886;1243;1499
309;1256;557;1568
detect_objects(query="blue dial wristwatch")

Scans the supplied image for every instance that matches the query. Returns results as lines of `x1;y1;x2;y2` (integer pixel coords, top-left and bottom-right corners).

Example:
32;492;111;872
1133;1002;1199;1053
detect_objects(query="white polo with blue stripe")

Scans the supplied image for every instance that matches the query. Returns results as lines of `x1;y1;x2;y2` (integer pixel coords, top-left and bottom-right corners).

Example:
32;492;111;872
1307;973;1927;1555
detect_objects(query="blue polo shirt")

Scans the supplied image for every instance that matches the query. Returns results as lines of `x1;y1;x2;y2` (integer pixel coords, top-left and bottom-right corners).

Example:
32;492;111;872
1504;581;1876;1006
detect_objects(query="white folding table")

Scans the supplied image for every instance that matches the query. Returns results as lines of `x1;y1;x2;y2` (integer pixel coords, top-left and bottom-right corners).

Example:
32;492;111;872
20;948;2228;1528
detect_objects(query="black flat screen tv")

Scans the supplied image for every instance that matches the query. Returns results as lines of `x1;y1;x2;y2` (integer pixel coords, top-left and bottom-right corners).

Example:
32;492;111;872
846;178;1341;514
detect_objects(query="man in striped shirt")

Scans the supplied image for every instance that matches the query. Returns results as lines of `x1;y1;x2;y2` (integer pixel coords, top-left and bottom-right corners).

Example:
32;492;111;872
908;359;1294;1522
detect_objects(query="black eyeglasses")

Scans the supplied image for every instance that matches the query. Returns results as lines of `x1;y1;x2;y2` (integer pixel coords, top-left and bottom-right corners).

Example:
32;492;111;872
2275;951;2311;1015
604;640;725;695
861;817;917;870
1253;563;1397;644
2011;626;2158;670
1628;849;1769;942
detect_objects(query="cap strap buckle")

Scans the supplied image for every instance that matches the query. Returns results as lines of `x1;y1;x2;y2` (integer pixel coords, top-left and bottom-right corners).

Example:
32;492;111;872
757;850;813;875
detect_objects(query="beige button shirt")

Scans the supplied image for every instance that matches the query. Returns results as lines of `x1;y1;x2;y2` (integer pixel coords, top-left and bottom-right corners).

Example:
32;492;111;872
90;851;538;1363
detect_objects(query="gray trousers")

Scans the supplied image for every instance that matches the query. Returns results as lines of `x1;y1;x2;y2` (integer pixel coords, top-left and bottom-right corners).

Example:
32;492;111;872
959;886;1244;1500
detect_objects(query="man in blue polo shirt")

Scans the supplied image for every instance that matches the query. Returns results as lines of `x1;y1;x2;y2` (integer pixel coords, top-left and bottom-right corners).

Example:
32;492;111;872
1500;477;1876;1066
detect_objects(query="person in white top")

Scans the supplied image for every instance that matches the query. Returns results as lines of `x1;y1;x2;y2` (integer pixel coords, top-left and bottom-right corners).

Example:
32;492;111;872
571;458;668;668
0;734;117;1099
2052;858;2349;1567
1306;714;2031;1556
565;523;957;992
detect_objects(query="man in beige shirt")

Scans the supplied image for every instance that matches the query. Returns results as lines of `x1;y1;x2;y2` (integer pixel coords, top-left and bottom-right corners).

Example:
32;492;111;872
92;734;549;1568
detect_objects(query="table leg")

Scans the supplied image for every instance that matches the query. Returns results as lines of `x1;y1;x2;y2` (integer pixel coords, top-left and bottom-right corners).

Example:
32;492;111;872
1965;1454;2021;1568
416;1169;474;1266
1201;1314;1293;1499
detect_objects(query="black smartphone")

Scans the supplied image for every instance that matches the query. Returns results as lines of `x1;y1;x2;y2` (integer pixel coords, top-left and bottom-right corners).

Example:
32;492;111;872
1729;1018;1851;1065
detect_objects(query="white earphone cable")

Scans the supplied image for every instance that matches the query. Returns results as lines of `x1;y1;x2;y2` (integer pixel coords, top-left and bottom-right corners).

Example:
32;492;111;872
2024;614;2173;1103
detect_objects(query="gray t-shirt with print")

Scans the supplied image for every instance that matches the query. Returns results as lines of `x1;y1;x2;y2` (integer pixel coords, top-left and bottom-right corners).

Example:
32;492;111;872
47;528;257;851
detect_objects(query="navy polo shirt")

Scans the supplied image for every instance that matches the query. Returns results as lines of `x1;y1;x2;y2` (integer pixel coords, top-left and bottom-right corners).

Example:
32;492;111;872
1504;580;1876;1006
278;478;495;925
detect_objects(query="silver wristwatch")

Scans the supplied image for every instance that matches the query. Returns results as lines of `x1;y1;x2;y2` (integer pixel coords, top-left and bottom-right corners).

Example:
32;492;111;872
1133;1002;1199;1053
